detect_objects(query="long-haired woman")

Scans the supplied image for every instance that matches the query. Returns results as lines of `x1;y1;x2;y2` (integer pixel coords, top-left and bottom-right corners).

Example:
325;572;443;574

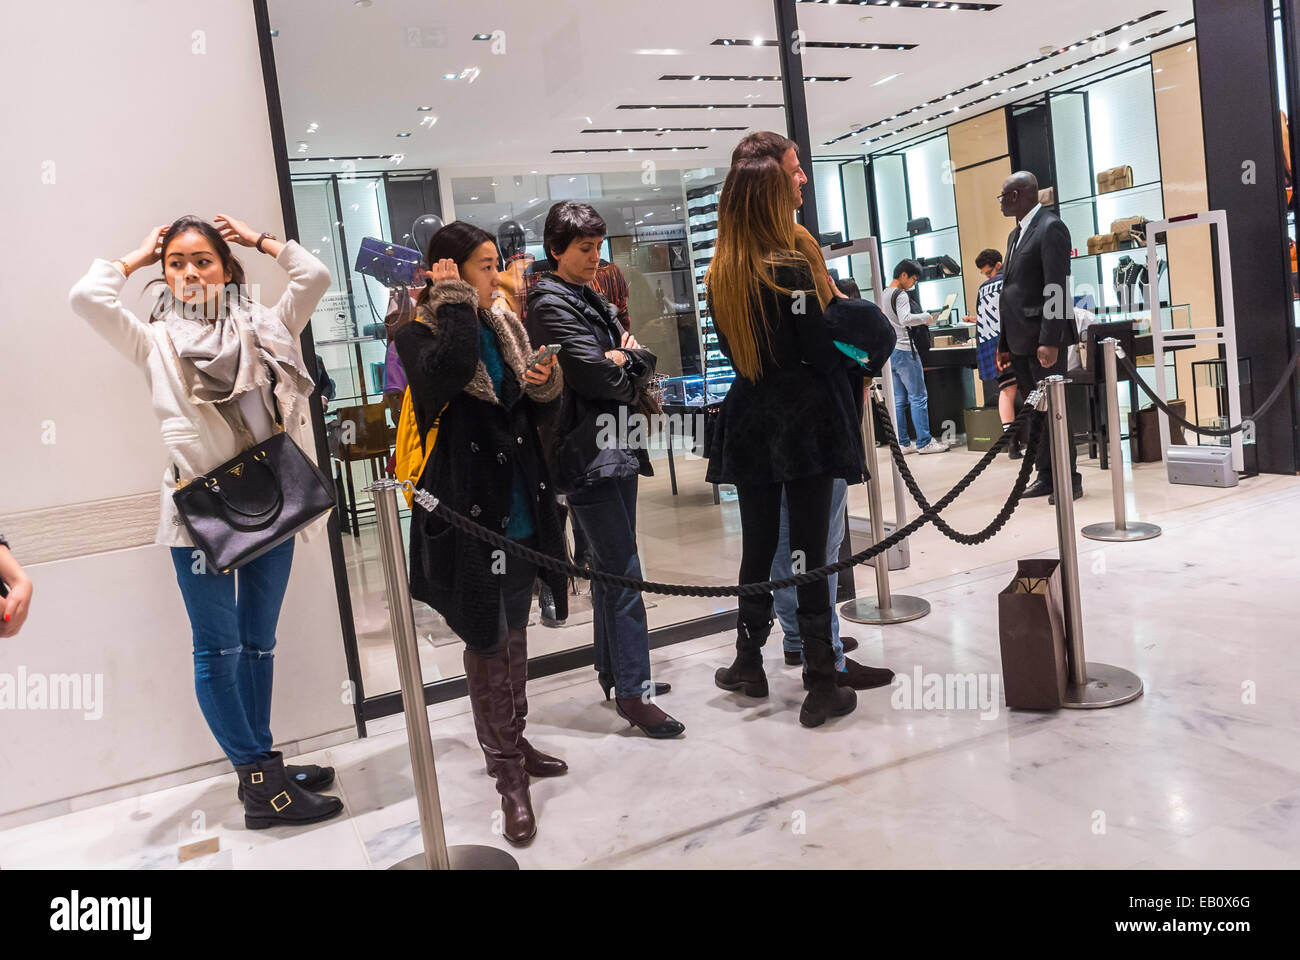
395;221;569;846
69;215;343;827
705;158;868;728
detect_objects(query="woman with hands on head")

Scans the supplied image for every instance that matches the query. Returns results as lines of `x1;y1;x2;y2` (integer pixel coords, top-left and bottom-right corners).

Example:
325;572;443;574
68;213;341;830
394;221;569;847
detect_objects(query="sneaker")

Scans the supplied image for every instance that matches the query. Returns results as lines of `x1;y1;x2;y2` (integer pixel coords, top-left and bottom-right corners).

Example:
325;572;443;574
899;442;918;455
917;439;949;455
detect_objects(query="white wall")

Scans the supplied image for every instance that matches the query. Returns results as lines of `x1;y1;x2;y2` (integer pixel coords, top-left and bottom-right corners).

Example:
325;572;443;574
0;0;355;817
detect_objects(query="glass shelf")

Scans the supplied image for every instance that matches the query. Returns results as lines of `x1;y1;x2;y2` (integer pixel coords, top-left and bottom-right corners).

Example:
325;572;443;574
1058;179;1162;207
880;224;960;246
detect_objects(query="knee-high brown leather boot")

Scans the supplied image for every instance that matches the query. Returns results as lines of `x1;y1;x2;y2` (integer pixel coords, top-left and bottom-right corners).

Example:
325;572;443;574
506;627;568;777
463;646;536;846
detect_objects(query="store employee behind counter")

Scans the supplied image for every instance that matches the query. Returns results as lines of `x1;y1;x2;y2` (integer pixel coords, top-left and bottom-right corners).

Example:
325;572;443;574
994;170;1082;503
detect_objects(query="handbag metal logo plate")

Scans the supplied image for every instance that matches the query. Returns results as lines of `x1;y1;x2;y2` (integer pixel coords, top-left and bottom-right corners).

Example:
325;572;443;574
228;463;245;478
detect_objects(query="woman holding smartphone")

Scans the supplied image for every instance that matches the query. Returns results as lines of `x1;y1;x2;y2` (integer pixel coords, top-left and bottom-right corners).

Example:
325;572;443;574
396;221;568;847
527;202;684;740
705;157;867;728
68;215;342;828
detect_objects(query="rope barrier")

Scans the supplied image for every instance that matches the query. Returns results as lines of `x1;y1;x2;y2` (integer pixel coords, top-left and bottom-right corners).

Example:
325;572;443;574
872;397;1041;545
1116;344;1300;437
399;402;1041;598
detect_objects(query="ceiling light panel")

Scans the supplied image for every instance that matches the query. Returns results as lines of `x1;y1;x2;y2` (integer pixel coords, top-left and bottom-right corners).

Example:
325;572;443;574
712;38;916;50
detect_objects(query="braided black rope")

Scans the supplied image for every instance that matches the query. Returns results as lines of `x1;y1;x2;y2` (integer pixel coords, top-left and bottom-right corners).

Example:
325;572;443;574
404;404;1036;598
872;398;1041;545
1116;347;1300;438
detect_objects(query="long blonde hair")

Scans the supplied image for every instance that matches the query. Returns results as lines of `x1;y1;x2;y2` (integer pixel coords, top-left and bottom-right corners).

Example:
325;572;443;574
705;156;810;380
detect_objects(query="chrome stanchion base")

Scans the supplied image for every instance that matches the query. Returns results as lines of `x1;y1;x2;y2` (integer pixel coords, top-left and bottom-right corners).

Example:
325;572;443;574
390;845;519;870
839;594;931;625
1081;521;1162;542
1061;661;1144;709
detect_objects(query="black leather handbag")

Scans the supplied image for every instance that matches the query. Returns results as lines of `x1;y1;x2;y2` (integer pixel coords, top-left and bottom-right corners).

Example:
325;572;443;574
172;431;335;574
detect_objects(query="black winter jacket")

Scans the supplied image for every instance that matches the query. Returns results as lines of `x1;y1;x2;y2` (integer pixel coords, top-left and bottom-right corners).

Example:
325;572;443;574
394;279;569;652
526;272;657;494
705;262;870;486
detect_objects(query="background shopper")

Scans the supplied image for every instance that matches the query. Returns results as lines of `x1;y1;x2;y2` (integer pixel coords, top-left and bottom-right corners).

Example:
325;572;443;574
68;215;342;830
994;170;1082;503
527;201;684;740
884;260;947;456
396;221;568;847
964;248;1022;459
0;535;33;639
705;156;869;728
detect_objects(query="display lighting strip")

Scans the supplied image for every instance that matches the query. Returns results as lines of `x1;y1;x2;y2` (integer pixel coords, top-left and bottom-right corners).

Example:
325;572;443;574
582;126;748;133
823;10;1173;146
798;0;1000;10
616;102;784;110
661;74;851;82
712;38;916;50
552;146;707;154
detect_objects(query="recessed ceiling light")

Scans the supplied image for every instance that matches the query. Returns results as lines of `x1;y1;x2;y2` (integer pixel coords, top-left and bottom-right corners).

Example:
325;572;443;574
417;106;433;111
396;132;411;137
472;33;491;41
354;0;371;6
442;73;457;80
470;196;479;200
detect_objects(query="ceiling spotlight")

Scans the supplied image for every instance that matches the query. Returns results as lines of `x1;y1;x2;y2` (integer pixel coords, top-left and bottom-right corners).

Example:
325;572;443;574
396;132;411;137
417;106;433;111
472;33;492;41
442;73;457;80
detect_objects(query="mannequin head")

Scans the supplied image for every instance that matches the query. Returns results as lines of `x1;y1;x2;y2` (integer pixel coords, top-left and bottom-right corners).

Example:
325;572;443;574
497;220;527;261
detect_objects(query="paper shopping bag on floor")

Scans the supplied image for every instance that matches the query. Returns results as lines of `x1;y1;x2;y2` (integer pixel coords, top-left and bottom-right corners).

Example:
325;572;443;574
997;559;1069;709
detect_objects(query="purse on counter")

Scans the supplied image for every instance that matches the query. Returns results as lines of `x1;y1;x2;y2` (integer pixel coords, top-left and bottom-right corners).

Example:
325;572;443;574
172;407;335;574
355;236;424;288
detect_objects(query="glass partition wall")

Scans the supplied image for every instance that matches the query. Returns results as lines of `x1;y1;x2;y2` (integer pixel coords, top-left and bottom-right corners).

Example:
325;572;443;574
264;0;785;720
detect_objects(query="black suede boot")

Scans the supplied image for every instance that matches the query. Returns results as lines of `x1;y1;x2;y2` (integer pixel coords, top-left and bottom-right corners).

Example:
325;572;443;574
797;609;857;728
235;751;344;830
715;595;773;698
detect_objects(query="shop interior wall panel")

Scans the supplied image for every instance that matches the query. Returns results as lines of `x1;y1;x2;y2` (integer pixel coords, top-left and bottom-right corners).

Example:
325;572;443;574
955;158;1014;320
1151;40;1221;426
1193;0;1300;474
0;0;354;815
948;109;1010;172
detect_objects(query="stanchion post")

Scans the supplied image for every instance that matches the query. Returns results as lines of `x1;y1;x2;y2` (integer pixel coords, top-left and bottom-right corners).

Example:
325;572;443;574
370;480;518;870
1039;378;1144;709
839;388;930;625
1081;339;1161;543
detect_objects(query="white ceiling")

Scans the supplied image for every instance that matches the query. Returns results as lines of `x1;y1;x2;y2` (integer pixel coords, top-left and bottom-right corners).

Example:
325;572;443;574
269;0;1195;176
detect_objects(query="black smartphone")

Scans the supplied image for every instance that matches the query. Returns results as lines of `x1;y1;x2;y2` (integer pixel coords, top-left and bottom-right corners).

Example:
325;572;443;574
524;343;562;376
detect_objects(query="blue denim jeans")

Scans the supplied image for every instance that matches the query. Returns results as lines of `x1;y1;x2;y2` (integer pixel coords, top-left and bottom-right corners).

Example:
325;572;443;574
771;477;847;670
567;475;652;700
170;538;295;766
890;346;932;447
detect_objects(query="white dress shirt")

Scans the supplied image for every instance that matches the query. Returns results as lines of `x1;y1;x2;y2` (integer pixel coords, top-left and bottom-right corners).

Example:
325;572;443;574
1008;202;1043;264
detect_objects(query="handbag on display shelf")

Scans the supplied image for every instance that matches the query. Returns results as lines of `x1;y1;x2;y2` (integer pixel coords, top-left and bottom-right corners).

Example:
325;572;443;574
1110;216;1148;245
1038;186;1057;206
172;410;335;574
1087;234;1119;255
917;254;961;281
906;217;933;236
355;236;424;288
1096;165;1135;194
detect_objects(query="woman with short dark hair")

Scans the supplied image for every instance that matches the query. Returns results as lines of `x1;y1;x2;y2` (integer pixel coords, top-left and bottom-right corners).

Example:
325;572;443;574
527;201;684;740
397;220;569;846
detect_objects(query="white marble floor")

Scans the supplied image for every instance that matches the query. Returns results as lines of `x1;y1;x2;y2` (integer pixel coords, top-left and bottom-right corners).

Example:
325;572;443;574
3;468;1298;870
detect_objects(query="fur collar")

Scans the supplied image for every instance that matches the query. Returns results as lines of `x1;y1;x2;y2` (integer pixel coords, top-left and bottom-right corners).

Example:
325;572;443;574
463;299;563;406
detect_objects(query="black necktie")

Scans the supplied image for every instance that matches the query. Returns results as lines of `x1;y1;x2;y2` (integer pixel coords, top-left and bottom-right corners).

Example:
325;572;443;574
1006;225;1023;269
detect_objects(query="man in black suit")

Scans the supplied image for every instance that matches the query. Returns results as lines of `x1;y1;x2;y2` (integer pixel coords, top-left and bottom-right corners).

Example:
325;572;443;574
995;170;1082;502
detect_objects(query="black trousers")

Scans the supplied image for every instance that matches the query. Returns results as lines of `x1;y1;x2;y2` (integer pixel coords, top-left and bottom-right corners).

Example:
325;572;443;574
1009;349;1078;482
735;475;834;617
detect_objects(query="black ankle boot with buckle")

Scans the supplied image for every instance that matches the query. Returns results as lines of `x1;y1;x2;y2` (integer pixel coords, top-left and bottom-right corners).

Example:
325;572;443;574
234;751;344;830
237;762;334;801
